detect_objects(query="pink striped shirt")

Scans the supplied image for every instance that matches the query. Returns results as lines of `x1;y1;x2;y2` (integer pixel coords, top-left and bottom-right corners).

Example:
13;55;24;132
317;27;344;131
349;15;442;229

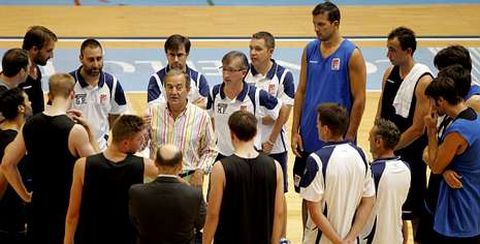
150;102;217;172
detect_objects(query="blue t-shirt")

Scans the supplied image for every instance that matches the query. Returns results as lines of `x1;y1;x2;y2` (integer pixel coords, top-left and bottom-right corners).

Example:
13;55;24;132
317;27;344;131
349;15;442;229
434;110;480;237
300;39;356;152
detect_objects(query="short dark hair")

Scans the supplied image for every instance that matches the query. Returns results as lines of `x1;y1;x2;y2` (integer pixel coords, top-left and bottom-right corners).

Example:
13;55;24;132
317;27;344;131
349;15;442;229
434;45;472;72
425;76;463;105
312;1;341;23
228;110;257;142
387;26;417;54
164;69;191;89
164;34;191;54
373;119;400;150
437;64;471;98
222;51;249;71
80;38;102;55
2;48;29;77
317;103;349;137
252;31;275;49
155;145;183;168
22;26;57;50
0;88;25;120
112;115;146;143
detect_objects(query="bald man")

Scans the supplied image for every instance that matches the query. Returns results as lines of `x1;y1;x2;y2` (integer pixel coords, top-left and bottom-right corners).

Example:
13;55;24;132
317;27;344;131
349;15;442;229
129;144;206;244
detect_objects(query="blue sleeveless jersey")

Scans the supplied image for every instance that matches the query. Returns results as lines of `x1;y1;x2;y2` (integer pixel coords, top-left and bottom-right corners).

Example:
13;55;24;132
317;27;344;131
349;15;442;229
300;39;356;152
434;114;480;237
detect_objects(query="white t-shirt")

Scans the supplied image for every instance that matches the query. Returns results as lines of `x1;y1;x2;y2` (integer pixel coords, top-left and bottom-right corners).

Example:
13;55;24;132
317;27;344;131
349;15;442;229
300;142;375;244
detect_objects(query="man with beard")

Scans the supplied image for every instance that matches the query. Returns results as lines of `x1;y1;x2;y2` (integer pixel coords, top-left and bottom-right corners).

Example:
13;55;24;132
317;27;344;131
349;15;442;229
20;26;57;115
70;38;128;151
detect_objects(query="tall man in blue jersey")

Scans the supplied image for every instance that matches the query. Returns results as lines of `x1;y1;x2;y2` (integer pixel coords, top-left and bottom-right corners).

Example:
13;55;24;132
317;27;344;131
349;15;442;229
291;1;367;225
424;75;480;242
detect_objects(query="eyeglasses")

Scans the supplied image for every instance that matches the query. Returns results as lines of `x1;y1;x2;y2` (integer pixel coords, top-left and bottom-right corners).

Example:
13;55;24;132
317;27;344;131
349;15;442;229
219;66;245;73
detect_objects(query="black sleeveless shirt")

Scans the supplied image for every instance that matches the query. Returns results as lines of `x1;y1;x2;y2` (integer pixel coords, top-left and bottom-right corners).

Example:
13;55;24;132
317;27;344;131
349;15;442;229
215;153;277;244
22;113;76;243
75;153;144;244
380;65;430;158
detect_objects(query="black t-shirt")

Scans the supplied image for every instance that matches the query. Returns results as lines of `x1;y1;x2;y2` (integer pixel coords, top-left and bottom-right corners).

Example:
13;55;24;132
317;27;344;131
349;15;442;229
22;113;76;243
20;66;44;115
215;153;277;244
75;153;144;244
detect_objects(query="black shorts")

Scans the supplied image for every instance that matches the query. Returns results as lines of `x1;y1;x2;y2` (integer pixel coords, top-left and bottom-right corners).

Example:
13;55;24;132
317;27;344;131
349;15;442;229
292;151;311;193
269;152;288;193
401;155;427;220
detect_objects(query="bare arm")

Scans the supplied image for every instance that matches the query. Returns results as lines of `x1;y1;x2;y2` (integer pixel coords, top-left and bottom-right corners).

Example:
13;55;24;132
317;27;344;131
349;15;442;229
346;48;367;141
0;130;31;202
69;125;97;158
344;196;375;242
375;66;393;119
291;47;307;156
395;75;432;150
271;160;285;244
143;158;158;180
64;158;86;244
68;109;100;154
466;95;480;113
306;200;343;243
203;161;225;244
424;105;468;174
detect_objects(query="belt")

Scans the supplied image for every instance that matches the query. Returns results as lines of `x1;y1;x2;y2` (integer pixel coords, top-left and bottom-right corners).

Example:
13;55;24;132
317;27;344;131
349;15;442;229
179;170;196;178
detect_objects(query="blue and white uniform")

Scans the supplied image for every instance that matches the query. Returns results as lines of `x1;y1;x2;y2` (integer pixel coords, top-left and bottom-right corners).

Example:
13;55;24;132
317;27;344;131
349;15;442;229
300;141;375;244
147;65;209;105
360;157;411;244
245;59;295;154
207;82;281;156
70;68;128;150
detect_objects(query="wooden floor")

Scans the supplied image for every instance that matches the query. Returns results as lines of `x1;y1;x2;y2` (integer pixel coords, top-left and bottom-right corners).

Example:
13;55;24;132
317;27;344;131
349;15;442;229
1;3;479;243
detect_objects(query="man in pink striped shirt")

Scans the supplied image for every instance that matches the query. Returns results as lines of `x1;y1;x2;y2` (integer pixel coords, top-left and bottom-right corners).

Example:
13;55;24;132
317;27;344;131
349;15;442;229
149;69;217;188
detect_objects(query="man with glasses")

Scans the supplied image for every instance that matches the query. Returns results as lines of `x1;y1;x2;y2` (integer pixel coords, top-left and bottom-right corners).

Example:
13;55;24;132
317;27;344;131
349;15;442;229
207;51;283;160
147;34;209;108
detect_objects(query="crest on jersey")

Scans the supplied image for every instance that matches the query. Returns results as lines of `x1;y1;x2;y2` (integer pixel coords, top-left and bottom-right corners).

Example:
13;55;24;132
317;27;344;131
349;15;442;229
331;58;341;71
75;94;87;105
217;103;228;114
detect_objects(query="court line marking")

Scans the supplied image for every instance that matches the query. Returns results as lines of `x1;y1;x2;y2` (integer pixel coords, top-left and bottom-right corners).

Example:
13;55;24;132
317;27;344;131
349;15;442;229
0;36;479;42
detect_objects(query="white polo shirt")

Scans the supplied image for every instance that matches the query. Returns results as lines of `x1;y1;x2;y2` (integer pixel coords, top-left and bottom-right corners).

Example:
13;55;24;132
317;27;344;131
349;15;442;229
147;65;209;105
70;68;128;150
245;59;295;154
207;82;281;156
299;141;375;244
360;157;410;244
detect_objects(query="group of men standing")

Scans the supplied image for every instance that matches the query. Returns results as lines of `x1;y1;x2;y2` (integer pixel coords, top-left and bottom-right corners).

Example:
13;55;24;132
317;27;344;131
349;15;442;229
1;1;480;244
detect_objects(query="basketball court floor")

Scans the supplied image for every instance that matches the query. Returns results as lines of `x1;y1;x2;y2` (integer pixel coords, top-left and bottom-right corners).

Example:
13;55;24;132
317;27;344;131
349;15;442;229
0;1;479;242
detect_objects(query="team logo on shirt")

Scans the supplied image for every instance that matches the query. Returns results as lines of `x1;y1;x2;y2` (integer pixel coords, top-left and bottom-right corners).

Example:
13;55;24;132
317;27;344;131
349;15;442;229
331;58;341;71
99;94;108;104
75;94;87;105
268;84;276;95
217;103;228;114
